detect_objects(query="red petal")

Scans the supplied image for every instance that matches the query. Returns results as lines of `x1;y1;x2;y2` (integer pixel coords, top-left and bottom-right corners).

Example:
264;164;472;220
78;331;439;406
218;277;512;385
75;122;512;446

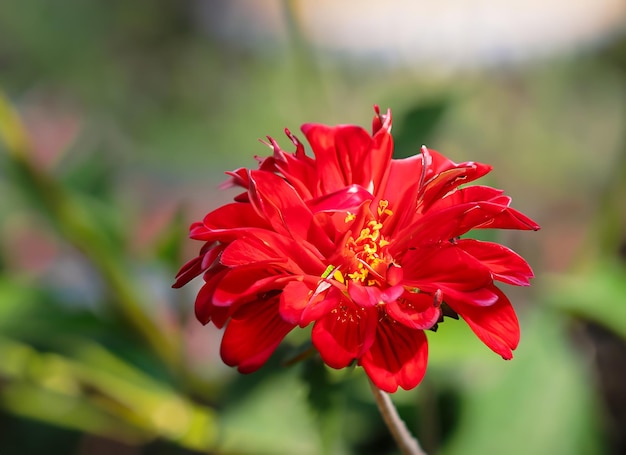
452;286;520;359
347;283;404;308
300;285;343;326
202;202;268;231
195;270;230;327
401;243;492;293
393;200;537;253
220;297;295;373
221;236;289;267
428;184;539;231
173;255;203;289
475;205;540;231
426;185;504;213
258;132;317;200
359;319;429;392
212;268;288;307
221;167;251;190
174;242;225;288
278;279;313;324
456;239;534;286
370;116;393;191
223;229;325;275
379;154;424;232
301;123;376;193
441;287;500;307
386;293;441;330
278;279;339;326
312;303;377;369
248;170;334;252
333;125;375;190
419;152;492;210
301;123;345;192
307;184;373;214
371;105;392;135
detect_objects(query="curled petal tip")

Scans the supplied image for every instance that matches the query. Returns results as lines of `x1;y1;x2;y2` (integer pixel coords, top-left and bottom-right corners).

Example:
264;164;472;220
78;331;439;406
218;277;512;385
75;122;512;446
372;105;392;134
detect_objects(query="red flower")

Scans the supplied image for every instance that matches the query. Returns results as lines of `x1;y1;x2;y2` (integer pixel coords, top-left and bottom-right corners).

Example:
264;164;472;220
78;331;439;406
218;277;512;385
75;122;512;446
174;107;539;392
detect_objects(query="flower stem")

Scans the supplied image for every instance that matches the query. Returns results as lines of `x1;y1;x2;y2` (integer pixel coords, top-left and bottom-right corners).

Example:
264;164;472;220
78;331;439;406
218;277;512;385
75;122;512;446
368;378;427;455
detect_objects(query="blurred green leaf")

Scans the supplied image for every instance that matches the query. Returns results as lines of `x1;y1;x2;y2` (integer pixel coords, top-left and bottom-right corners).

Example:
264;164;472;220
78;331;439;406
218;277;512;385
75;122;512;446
219;369;324;455
0;337;218;451
547;262;626;340
301;358;349;455
392;99;449;159
440;309;604;455
153;205;187;269
1;383;147;445
60;147;118;199
0;91;181;371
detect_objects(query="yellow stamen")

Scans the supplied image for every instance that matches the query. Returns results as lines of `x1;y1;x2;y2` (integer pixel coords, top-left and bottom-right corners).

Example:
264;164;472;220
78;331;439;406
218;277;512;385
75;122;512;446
337;200;397;286
333;270;345;284
377;200;393;217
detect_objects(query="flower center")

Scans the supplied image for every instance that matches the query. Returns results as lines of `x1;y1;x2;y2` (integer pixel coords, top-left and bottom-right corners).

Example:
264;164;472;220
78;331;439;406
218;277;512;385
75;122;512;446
344;200;394;285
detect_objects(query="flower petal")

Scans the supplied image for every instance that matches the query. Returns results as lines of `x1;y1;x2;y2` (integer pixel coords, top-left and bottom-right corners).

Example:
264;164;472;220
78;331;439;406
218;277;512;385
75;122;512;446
456;239;534;286
300;285;343;326
220;297;295;374
221;231;324;275
173;242;222;288
393;200;537;253
195;270;230;327
212;268;288;307
379;154;424;232
190;202;270;241
452;286;520;359
359;319;429;392
312;303;377;369
419;149;492;211
347;282;404;307
307;184;373;214
248;170;335;252
279;279;340;326
301;123;376;193
258;131;317;200
386;293;441;330
401;243;492;293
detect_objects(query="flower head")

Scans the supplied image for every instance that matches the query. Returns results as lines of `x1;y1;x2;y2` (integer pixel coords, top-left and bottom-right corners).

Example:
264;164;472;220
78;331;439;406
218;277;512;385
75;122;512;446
174;106;539;392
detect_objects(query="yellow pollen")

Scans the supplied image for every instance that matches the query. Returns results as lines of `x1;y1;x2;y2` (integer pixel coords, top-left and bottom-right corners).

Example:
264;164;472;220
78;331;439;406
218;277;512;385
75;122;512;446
333;270;345;284
343;201;395;284
348;267;368;282
328;201;396;287
377;200;393;217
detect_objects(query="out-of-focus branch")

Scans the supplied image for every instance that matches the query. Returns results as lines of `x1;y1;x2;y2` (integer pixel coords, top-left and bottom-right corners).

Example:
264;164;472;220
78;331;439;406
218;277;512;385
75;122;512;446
0;91;180;372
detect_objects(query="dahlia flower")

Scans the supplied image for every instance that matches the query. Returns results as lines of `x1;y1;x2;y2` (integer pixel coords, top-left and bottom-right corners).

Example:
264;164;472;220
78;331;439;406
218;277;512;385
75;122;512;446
174;107;539;393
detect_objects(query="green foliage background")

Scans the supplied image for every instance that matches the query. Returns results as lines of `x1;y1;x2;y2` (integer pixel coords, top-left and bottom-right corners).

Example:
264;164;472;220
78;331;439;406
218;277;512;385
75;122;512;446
1;1;625;454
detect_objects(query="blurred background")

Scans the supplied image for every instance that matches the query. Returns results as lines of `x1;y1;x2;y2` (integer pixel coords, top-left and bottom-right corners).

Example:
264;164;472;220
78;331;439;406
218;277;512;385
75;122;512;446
1;0;626;454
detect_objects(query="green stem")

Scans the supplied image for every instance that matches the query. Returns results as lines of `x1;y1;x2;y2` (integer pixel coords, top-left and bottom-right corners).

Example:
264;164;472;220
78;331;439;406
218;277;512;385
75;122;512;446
368;379;427;455
0;91;180;371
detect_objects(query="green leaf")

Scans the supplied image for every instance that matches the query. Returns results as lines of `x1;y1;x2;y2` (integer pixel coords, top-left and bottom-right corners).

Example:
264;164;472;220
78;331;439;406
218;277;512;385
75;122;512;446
546;261;626;339
439;309;604;455
301;358;349;455
0;337;218;451
392;99;449;159
219;369;325;455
